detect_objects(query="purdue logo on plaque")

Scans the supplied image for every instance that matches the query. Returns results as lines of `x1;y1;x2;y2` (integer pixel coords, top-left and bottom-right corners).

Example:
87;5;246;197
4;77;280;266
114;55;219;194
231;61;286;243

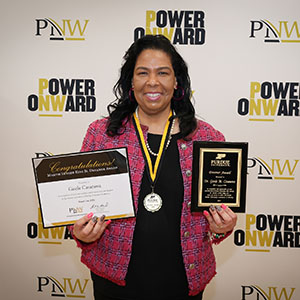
191;142;248;213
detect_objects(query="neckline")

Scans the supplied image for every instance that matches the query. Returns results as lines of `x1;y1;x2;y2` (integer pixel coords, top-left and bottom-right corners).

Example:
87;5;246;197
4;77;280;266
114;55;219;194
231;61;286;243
148;132;181;138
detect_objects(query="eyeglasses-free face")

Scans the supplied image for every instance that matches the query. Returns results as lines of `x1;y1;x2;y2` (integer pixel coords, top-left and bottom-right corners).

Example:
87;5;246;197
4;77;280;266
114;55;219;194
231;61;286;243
132;49;177;121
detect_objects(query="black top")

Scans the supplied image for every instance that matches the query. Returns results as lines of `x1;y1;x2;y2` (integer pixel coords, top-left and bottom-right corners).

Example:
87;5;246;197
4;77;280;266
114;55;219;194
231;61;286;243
91;132;188;300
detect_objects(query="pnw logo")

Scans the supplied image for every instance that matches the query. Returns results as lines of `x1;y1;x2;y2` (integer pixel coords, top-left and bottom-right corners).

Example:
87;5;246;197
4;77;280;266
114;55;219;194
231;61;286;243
36;18;89;41
133;10;205;45
248;157;299;181
38;276;89;298
250;20;300;43
28;78;96;117
234;214;300;251
242;285;296;300
237;82;300;121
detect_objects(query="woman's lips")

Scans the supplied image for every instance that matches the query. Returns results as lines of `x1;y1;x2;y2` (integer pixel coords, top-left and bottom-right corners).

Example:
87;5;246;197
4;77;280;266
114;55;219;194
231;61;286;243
145;92;161;101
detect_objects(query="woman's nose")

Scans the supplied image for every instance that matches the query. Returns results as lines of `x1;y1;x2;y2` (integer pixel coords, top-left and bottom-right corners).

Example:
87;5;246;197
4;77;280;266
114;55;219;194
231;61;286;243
147;73;159;86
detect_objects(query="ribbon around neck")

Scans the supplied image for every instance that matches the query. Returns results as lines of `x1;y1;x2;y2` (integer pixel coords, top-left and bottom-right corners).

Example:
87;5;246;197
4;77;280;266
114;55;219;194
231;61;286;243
133;110;172;183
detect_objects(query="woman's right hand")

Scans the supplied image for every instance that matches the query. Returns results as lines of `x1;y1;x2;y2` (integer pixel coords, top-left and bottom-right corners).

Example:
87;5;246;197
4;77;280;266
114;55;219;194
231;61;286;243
73;213;111;243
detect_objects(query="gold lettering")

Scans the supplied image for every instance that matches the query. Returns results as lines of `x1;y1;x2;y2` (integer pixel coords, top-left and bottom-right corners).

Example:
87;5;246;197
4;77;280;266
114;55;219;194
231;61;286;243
49;159;116;173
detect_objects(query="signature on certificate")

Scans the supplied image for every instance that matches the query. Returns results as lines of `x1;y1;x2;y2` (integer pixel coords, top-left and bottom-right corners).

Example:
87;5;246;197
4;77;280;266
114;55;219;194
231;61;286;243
90;202;109;212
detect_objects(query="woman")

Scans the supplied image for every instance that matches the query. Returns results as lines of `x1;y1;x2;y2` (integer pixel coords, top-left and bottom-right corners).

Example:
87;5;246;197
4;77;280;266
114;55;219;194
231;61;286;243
72;35;237;300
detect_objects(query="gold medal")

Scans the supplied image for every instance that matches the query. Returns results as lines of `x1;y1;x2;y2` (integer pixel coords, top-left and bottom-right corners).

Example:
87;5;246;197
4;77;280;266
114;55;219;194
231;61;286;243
133;109;173;213
143;192;162;213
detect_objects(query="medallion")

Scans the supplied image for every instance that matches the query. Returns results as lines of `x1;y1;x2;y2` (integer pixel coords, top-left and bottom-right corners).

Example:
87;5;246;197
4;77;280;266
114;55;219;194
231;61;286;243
133;109;172;214
143;192;162;212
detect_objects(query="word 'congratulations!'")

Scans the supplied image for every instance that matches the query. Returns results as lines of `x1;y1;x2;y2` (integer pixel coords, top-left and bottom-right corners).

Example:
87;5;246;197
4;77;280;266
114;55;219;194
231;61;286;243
49;159;116;174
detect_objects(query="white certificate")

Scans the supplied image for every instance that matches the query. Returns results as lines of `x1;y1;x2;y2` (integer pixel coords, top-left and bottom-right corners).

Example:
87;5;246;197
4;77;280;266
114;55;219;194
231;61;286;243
32;148;135;228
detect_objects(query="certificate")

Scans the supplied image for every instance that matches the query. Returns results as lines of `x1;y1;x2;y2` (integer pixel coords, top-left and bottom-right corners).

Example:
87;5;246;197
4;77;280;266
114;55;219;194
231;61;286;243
32;148;135;228
191;142;248;213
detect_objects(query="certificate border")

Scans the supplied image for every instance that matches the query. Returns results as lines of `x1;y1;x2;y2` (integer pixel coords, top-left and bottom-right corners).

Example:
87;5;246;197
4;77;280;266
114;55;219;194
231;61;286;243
191;141;248;213
32;147;136;228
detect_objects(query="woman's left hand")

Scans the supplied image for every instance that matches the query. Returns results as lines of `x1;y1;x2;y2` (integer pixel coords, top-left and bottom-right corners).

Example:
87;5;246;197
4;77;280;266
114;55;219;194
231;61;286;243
203;204;237;234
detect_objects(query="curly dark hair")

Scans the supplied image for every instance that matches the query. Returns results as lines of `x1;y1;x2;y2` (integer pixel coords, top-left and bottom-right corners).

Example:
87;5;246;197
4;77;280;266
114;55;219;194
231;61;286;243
106;35;197;139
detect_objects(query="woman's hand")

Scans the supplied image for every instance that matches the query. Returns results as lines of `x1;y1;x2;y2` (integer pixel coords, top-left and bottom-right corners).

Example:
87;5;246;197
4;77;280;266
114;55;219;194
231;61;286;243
203;204;237;234
73;213;111;243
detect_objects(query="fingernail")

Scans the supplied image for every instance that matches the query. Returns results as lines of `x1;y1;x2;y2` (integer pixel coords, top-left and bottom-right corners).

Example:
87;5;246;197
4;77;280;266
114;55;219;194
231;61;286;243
106;220;112;225
92;215;98;223
100;215;106;222
87;212;93;219
216;205;222;212
203;210;209;216
221;204;227;210
210;205;216;211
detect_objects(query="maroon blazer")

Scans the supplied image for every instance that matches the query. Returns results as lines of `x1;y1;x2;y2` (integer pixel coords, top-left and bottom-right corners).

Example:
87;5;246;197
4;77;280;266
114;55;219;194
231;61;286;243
72;117;230;296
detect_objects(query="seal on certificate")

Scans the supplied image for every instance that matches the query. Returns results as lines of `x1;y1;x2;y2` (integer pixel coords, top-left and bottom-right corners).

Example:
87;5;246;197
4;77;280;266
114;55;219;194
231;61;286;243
143;193;162;213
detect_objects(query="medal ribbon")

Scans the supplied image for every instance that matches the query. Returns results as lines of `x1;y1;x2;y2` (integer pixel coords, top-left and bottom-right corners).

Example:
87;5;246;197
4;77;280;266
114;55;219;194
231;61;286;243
133;110;172;183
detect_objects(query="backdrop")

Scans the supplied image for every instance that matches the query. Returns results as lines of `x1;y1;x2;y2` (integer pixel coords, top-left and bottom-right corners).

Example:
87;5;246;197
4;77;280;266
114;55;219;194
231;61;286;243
1;0;299;299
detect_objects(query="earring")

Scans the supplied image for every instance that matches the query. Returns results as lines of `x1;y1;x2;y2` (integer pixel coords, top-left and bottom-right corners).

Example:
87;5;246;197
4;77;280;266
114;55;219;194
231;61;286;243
172;86;184;101
129;88;135;102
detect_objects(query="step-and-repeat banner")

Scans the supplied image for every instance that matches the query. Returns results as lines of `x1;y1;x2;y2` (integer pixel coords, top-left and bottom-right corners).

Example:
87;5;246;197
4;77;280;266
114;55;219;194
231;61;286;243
1;0;299;299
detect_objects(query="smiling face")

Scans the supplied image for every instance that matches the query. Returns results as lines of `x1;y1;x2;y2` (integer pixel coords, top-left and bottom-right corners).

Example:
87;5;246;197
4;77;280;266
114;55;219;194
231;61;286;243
132;49;177;120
